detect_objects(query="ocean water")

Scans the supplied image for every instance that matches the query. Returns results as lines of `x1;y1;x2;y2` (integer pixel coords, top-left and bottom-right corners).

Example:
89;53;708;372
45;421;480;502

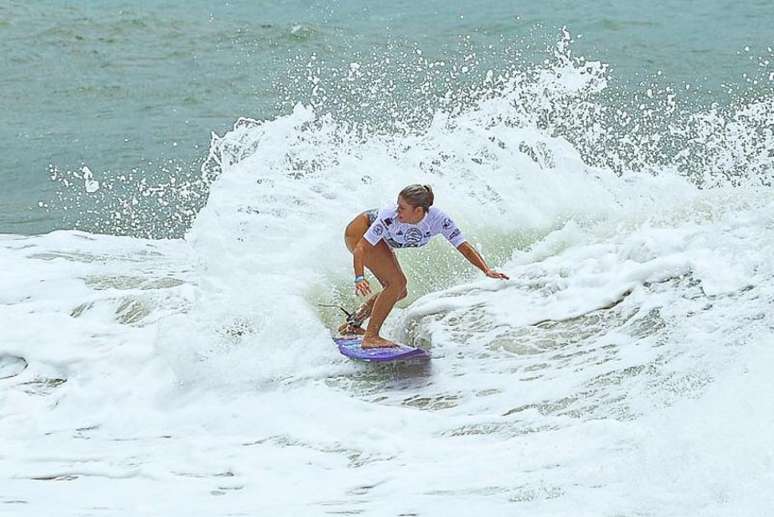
1;1;774;515
2;0;772;235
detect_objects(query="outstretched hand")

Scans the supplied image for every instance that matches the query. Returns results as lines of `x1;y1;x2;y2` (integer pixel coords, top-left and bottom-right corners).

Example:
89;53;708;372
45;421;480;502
485;268;509;280
355;279;372;297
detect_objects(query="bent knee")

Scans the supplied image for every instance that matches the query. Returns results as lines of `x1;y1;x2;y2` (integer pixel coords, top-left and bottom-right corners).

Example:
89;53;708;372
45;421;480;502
385;275;407;294
393;275;408;300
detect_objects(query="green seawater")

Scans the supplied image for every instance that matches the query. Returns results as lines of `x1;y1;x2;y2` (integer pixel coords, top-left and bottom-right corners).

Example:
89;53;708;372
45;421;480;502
1;0;771;236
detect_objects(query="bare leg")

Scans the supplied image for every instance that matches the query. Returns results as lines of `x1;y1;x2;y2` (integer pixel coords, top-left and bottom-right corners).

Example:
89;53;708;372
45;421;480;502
354;295;379;322
343;214;408;348
338;286;408;340
360;245;408;349
337;294;378;335
362;286;405;348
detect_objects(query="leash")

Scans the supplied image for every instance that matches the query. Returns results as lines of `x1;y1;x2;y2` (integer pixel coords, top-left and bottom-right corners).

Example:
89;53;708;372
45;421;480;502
317;304;365;326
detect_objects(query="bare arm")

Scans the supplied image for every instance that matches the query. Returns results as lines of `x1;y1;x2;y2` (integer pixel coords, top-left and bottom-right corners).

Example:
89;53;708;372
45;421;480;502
456;242;509;280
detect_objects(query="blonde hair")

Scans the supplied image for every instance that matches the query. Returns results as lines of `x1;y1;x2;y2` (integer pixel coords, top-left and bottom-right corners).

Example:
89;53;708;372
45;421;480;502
399;184;434;211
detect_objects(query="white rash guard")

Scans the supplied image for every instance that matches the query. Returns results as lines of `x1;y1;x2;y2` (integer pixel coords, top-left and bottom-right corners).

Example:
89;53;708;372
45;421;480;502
363;206;466;249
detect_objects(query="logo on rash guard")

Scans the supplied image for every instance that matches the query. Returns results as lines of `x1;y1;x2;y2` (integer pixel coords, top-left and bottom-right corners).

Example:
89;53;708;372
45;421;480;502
449;229;461;240
442;218;453;229
373;224;384;236
404;228;423;246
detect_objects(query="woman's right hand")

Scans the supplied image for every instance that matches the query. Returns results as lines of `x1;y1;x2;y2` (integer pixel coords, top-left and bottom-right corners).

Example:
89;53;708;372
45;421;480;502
355;279;372;297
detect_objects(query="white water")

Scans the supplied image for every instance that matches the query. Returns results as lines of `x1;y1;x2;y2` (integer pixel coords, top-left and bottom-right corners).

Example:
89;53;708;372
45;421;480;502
2;51;773;515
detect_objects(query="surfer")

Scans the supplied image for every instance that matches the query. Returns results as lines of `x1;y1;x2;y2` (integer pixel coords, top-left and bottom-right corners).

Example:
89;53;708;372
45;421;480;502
341;184;509;348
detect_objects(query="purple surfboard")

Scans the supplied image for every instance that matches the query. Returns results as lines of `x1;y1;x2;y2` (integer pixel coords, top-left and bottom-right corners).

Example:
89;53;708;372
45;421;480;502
334;336;429;362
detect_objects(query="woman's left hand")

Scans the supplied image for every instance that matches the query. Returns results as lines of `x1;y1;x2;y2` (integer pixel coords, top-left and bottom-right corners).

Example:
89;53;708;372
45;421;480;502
485;268;509;280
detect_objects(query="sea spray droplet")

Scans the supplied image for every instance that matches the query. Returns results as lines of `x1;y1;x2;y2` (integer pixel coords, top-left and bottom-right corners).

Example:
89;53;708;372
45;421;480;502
81;166;100;193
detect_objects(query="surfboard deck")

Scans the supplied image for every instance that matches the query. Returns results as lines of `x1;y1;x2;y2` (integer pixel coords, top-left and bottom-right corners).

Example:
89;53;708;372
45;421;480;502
334;335;429;362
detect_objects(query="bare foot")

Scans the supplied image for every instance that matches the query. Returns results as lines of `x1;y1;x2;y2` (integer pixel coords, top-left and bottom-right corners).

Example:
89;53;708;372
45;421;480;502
362;335;398;349
338;322;366;336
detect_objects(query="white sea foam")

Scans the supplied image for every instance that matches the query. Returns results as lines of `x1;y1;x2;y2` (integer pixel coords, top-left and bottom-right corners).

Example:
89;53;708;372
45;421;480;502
2;47;773;515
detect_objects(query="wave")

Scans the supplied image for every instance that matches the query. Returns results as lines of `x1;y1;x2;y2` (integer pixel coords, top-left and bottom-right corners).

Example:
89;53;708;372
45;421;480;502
2;33;773;514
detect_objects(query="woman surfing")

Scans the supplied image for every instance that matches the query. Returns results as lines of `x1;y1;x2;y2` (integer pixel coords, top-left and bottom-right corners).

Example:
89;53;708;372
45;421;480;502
341;184;509;349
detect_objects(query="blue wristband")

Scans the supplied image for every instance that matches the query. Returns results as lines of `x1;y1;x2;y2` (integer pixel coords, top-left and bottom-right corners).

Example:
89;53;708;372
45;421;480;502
354;275;365;283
